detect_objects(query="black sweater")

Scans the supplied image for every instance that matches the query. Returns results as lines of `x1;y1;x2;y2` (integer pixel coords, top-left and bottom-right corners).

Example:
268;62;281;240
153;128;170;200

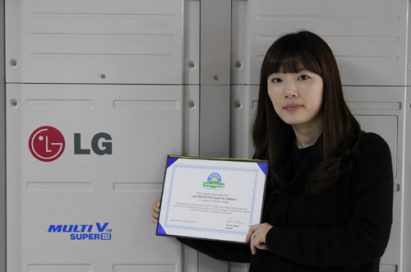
179;132;393;272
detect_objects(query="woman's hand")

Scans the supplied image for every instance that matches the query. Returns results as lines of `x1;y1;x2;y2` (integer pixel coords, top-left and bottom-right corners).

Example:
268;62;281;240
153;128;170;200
246;223;273;255
151;198;161;224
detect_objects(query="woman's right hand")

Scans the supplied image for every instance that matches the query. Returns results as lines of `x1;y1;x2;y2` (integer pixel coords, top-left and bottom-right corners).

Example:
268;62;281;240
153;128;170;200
151;198;161;224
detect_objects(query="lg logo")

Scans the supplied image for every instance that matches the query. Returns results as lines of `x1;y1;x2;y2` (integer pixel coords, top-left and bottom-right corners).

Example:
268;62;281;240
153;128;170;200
29;126;65;162
29;126;112;162
74;133;112;155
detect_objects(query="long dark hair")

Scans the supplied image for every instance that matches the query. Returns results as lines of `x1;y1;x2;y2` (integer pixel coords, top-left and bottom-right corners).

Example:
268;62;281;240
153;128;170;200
252;31;361;193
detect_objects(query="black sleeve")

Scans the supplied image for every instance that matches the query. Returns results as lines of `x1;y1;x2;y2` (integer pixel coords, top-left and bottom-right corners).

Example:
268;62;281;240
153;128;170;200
265;133;393;267
177;237;251;263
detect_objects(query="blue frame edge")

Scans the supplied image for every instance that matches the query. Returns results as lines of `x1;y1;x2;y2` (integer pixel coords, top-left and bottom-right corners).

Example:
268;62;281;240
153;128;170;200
166;157;179;169
257;162;269;175
157;223;167;236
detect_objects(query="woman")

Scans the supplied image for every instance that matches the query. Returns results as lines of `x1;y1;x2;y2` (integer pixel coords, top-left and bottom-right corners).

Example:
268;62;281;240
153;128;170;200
152;31;393;272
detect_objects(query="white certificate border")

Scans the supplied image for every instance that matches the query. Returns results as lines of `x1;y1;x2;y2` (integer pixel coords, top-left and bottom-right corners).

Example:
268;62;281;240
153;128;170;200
163;164;260;236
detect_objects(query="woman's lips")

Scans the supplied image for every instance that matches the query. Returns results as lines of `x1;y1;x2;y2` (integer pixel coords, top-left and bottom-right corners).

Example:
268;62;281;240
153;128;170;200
283;104;303;111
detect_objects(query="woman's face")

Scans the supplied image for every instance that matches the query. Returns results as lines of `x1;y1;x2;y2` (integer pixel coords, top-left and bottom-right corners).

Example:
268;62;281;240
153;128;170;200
267;70;323;129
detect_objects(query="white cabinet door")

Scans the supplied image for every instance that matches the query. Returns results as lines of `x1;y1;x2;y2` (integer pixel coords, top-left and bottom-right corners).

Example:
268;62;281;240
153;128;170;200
6;84;199;272
231;0;407;86
6;0;200;84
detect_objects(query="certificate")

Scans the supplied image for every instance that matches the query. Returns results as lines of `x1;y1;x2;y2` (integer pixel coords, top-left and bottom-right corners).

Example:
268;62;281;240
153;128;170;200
156;155;268;243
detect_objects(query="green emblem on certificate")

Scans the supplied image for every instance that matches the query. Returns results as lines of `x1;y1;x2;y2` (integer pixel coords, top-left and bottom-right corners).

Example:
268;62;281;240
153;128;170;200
203;172;225;189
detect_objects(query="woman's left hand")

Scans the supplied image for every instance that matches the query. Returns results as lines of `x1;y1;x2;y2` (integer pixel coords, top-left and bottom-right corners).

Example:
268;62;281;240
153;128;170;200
246;223;273;255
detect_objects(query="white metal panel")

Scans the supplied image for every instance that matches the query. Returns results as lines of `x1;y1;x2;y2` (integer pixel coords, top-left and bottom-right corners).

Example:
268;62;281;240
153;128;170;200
230;85;258;159
343;87;405;179
0;1;5;271
407;1;411;87
183;245;199;272
231;86;404;269
200;86;230;157
231;0;251;86
5;0;192;84
232;0;407;86
198;253;228;272
6;84;199;272
380;264;398;272
183;85;200;157
200;0;231;85
229;262;249;272
184;0;200;85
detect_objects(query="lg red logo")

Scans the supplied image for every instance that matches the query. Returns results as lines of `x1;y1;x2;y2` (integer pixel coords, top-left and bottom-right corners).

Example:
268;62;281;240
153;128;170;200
29;126;113;162
29;126;65;162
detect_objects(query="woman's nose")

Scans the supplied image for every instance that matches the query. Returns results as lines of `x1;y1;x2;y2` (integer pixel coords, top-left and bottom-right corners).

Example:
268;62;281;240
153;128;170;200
284;80;298;98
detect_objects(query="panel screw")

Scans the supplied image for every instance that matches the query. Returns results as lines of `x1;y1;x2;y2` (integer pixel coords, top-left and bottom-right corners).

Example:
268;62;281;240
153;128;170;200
100;74;106;79
9;58;18;67
234;60;242;69
10;99;18;107
188;60;195;68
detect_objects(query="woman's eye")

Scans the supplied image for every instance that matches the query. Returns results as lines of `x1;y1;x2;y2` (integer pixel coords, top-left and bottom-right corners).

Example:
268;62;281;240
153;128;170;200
298;74;310;81
271;77;282;83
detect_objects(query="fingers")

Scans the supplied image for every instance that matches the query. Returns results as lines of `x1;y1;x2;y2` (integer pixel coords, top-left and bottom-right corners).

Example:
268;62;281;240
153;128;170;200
257;244;268;250
245;224;259;242
151;209;159;223
151;198;161;224
250;242;257;255
250;235;267;255
249;230;258;255
248;224;259;232
246;224;258;254
248;223;271;255
245;228;253;242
